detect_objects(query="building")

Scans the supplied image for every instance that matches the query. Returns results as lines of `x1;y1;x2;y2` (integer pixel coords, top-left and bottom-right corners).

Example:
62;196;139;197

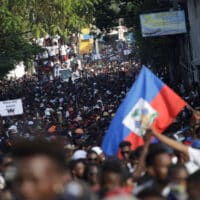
187;0;200;82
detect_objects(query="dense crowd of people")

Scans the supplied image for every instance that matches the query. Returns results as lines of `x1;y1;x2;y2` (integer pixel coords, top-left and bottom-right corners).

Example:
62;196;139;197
0;36;200;200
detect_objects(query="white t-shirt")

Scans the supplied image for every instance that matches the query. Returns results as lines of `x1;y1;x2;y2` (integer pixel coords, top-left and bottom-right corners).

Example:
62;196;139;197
66;59;71;69
45;108;53;116
60;45;67;56
54;64;60;77
77;59;82;70
36;38;44;46
185;161;199;174
65;110;70;118
41;50;49;59
47;46;56;56
54;45;59;55
188;147;200;168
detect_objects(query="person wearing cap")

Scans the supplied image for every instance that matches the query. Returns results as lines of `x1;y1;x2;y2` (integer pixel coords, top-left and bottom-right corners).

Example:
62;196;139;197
72;150;87;160
70;151;87;181
87;150;99;165
91;146;106;163
150;129;200;169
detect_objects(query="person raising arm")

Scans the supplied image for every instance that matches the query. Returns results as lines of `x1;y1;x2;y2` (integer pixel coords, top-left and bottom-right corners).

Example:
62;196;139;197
150;128;200;168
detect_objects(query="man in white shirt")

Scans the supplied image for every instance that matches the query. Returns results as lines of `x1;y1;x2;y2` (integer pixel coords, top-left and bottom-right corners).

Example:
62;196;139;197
47;46;56;61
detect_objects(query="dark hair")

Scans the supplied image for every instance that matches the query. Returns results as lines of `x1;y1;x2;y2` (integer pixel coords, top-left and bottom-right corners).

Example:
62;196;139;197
168;164;188;179
12;137;66;171
101;158;122;174
121;166;132;183
137;188;164;199
84;163;100;181
70;159;86;171
119;141;131;149
87;150;98;157
129;146;144;160
0;153;12;166
146;143;169;167
187;169;200;185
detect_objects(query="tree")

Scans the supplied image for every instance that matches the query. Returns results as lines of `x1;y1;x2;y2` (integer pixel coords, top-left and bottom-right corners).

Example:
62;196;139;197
0;1;42;78
95;0;121;30
0;0;101;78
6;0;100;37
94;0;180;75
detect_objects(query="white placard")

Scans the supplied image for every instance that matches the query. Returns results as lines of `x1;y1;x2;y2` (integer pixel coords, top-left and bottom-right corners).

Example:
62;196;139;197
0;99;23;117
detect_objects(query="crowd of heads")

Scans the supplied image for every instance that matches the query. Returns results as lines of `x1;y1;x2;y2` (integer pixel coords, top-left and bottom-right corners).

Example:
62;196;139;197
0;58;139;153
1;132;200;200
0;36;200;200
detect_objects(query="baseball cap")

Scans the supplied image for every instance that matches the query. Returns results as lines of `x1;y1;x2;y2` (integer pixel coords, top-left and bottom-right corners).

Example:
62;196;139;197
192;139;200;149
72;150;87;160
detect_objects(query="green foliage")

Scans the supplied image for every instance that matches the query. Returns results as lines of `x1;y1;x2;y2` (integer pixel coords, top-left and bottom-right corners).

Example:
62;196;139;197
95;0;120;30
0;0;101;78
0;33;42;78
0;0;42;78
8;0;101;36
95;0;141;30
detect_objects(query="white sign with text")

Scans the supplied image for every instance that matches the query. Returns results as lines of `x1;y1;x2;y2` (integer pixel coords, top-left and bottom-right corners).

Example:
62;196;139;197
0;99;23;116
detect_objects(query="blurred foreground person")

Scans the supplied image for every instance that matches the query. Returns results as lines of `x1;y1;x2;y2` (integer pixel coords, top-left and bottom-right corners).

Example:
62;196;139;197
12;138;70;200
137;188;166;200
63;180;99;200
166;164;188;200
0;153;15;200
84;164;101;192
187;169;200;200
99;158;128;198
134;143;172;199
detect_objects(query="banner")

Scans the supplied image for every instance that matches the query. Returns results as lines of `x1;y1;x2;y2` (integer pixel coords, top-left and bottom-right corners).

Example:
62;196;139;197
79;40;93;54
140;10;187;37
79;28;93;54
0;99;23;117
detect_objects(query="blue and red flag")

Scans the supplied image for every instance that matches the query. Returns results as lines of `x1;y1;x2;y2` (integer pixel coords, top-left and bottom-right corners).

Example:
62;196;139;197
102;66;187;156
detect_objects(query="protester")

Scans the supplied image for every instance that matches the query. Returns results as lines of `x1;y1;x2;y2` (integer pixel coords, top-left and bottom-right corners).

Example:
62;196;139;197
134;143;172;197
187;169;200;200
12;138;70;200
167;164;188;199
99;158;126;198
0;34;199;200
87;150;99;165
151;128;200;168
119;141;132;161
85;163;101;192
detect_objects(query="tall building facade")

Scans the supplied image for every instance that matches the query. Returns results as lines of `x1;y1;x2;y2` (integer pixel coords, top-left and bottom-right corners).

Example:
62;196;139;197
187;0;200;82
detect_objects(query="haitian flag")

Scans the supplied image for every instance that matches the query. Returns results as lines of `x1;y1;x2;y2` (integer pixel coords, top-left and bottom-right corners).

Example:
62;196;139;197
102;66;187;156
